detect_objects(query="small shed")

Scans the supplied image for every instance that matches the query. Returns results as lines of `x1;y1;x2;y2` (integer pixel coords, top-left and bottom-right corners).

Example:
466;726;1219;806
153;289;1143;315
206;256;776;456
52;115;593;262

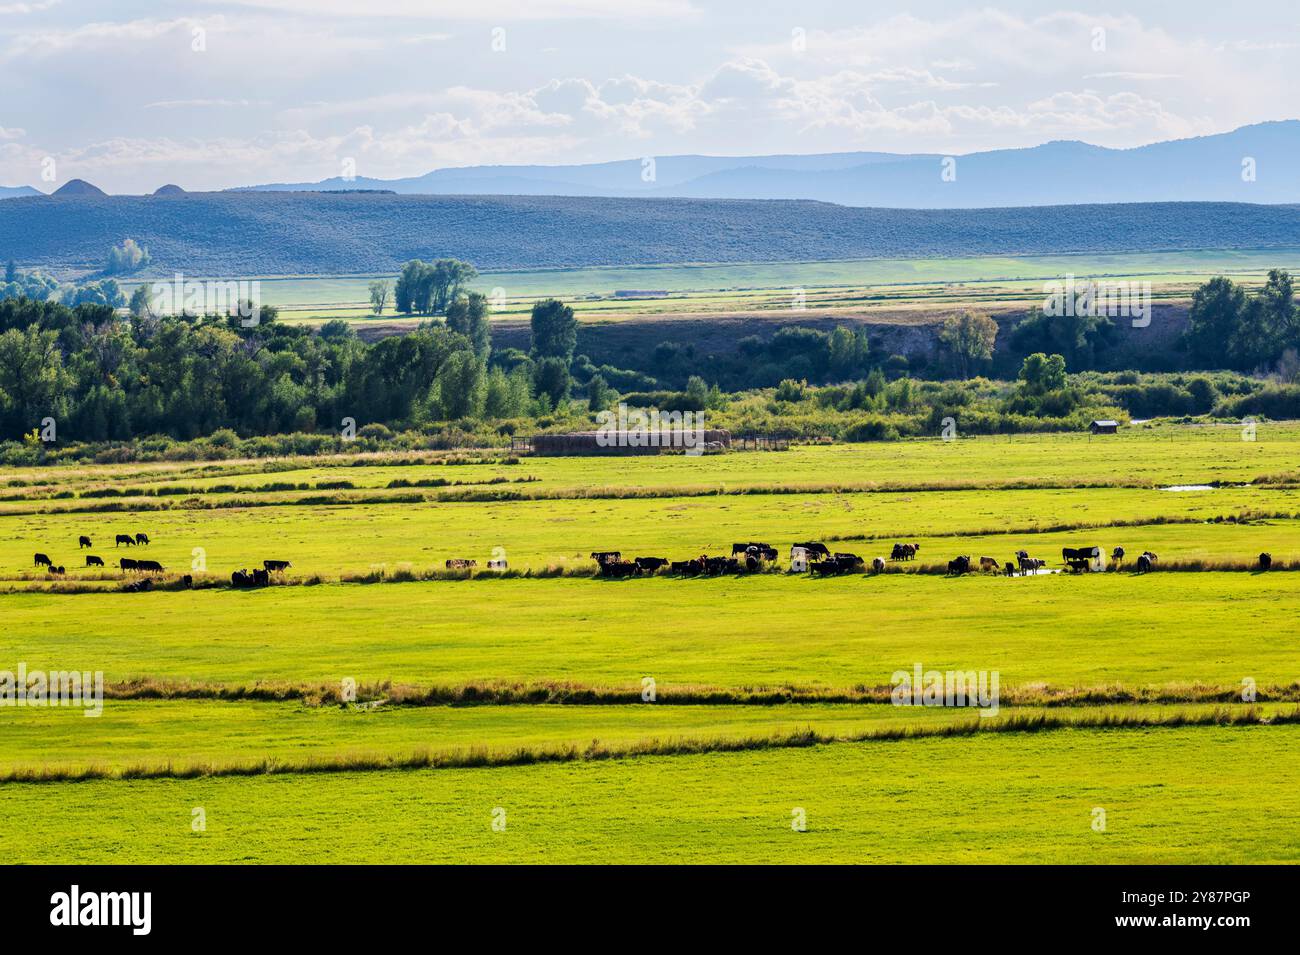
1089;420;1119;435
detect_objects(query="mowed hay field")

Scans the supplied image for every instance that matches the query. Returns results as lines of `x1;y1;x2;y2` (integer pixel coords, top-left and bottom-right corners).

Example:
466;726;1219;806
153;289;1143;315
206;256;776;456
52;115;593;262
4;423;1300;863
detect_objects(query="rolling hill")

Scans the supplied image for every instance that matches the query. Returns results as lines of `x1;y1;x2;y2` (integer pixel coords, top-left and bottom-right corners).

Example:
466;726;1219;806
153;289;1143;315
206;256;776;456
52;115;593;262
3;192;1300;277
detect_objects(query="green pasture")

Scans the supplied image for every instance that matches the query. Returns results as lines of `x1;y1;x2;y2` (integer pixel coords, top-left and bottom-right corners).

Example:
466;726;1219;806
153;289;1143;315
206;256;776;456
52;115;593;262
2;573;1294;691
3;484;1297;582
2;725;1296;863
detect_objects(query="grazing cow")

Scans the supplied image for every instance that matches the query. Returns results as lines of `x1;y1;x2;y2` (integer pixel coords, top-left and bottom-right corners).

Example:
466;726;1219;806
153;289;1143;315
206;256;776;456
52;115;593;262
50;565;65;575
78;535;92;549
891;543;919;561
600;560;640;578
120;557;138;572
445;559;477;570
590;551;621;565
793;542;831;559
263;559;292;572
231;570;254;588
670;559;703;575
634;557;669;572
703;556;732;575
135;533;150;546
1111;546;1125;566
85;555;104;567
1259;552;1273;570
181;575;193;588
1018;555;1045;574
978;556;999;573
947;555;972;576
136;559;164;574
252;568;270;586
1141;551;1158;565
1004;561;1017;577
871;557;886;573
115;534;134;547
33;552;52;568
1136;554;1152;573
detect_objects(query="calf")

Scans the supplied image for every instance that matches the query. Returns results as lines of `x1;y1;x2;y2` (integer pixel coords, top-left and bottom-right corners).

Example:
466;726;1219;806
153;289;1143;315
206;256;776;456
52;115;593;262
33;552;52;568
79;535;92;549
50;565;65;576
263;559;292;572
85;555;104;567
1004;561;1017;577
115;534;134;547
1259;552;1273;570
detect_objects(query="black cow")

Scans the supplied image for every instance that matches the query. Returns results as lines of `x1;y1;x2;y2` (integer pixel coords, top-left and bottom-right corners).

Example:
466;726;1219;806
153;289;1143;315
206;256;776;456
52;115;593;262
231;570;254;588
1260;552;1273;570
793;542;831;559
590;551;621;565
50;565;65;575
85;555;104;567
1136;554;1152;573
704;556;732;575
123;578;153;593
135;533;150;546
115;534;134;547
252;568;270;586
1004;561;1017;577
600;560;640;578
136;559;164;574
948;555;972;575
78;536;92;549
263;559;292;572
634;557;668;571
891;543;920;561
33;552;52;568
181;575;194;588
1112;546;1125;565
120;557;138;571
670;559;703;575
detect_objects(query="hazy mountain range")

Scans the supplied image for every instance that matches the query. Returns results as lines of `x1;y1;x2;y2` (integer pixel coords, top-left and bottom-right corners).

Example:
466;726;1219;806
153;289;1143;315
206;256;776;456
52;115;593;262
225;121;1300;208
6;121;1297;208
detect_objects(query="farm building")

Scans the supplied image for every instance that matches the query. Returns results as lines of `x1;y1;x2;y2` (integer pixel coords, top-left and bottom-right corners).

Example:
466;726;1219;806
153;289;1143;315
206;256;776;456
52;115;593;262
529;430;731;456
1089;420;1119;435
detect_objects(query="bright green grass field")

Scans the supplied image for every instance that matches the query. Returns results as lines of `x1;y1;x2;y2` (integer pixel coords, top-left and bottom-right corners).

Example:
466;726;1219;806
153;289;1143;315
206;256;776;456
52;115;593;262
3;573;1293;691
10;421;1300;497
3;726;1296;863
4;486;1294;581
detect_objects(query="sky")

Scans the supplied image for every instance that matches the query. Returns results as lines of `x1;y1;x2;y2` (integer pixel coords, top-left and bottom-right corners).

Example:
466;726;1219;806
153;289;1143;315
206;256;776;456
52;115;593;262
0;0;1297;193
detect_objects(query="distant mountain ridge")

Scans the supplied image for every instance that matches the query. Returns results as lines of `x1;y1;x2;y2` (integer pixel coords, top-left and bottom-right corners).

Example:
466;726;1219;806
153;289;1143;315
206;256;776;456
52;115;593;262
230;121;1300;207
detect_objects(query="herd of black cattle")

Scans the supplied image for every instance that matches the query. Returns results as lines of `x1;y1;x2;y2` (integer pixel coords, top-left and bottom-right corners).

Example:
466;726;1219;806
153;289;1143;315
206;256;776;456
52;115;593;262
31;533;292;591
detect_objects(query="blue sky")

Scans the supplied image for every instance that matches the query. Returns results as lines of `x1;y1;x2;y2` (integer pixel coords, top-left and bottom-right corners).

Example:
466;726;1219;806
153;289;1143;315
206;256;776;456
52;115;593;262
1;0;1296;192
